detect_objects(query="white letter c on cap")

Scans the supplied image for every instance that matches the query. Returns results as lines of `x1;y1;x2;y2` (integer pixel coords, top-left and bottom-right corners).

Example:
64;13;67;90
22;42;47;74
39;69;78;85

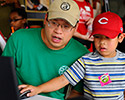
98;17;108;24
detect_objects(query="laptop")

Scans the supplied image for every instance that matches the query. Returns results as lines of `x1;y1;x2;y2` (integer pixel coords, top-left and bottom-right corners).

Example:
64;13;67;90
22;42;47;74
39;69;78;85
0;56;21;100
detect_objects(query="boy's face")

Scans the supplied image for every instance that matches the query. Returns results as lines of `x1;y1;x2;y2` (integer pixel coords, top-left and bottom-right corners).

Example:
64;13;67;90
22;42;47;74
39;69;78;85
94;34;124;58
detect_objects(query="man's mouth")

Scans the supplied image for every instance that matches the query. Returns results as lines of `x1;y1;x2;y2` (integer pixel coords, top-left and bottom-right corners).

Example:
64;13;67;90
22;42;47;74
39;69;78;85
52;36;62;43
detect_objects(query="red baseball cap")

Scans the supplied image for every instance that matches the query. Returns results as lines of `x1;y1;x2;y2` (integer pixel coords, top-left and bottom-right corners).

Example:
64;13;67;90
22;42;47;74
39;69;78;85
91;11;123;39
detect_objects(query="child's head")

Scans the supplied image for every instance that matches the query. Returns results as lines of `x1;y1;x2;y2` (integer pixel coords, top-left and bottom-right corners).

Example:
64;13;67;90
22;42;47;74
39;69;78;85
91;11;124;58
9;8;27;31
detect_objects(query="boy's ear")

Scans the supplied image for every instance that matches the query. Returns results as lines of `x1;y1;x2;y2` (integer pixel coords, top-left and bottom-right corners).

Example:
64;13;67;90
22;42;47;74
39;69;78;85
118;33;125;43
74;23;79;32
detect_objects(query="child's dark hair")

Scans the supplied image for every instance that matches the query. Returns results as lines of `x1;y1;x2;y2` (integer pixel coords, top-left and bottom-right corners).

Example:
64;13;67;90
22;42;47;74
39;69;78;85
10;7;27;19
118;33;121;38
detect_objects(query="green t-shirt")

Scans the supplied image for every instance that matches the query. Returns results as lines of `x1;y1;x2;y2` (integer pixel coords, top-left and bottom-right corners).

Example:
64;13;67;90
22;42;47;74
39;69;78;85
2;28;89;100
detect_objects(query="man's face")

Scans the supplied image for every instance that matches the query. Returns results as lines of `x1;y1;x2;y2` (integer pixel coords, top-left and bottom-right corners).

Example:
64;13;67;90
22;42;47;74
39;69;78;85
94;34;120;58
42;18;77;50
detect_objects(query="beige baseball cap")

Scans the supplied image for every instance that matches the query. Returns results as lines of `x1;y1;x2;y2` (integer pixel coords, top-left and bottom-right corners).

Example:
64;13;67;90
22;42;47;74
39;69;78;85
48;0;80;27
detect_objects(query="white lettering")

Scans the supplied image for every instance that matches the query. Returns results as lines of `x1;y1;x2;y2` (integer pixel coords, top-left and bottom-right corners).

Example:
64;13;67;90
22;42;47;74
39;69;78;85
98;17;108;24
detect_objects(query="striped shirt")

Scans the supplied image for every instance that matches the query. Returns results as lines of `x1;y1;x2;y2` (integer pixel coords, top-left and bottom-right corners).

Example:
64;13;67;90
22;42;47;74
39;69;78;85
64;50;125;100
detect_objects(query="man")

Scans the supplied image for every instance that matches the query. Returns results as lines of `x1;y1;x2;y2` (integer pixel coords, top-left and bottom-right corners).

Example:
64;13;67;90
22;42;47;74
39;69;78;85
2;0;89;100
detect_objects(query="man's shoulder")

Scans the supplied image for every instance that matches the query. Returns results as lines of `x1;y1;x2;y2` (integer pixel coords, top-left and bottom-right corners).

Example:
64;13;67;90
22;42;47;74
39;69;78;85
71;38;88;46
7;28;42;43
71;38;86;48
70;38;90;55
11;28;41;38
14;28;41;34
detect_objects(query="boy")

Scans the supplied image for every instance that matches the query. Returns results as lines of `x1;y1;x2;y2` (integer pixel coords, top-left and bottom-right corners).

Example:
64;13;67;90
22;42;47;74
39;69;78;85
19;11;125;99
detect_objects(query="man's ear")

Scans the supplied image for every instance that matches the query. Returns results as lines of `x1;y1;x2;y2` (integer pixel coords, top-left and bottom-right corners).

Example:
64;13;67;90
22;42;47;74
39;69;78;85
44;14;48;25
74;23;79;32
118;33;125;43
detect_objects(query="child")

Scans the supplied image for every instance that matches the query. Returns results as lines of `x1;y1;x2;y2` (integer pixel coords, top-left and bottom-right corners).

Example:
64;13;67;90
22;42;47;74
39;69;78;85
9;7;28;32
19;11;125;100
7;7;28;40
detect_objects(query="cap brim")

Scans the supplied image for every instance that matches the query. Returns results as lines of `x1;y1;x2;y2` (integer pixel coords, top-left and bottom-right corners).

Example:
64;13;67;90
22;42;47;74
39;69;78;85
48;11;77;27
91;28;120;39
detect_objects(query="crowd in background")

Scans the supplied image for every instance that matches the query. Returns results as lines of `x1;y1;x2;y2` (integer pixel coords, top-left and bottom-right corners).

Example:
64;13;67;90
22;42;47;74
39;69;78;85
0;0;125;55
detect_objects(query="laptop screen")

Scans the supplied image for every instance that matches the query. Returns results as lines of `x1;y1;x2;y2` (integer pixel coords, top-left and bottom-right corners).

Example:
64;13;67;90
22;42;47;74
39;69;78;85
0;56;20;100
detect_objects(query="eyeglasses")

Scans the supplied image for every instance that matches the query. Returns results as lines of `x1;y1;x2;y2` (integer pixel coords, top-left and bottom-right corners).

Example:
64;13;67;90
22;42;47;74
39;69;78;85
9;18;23;22
47;20;74;32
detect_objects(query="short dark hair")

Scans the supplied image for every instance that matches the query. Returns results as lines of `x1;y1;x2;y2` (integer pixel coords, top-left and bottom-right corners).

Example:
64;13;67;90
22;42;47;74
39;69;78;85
118;33;121;38
10;7;27;19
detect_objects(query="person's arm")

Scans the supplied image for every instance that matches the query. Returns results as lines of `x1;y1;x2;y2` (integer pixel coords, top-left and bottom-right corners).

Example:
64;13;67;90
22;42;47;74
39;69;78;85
73;17;94;41
85;17;94;26
19;75;70;97
74;31;94;41
74;31;88;40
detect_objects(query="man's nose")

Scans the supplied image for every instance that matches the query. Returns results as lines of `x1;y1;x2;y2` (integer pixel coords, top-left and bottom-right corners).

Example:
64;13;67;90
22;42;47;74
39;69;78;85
54;25;63;33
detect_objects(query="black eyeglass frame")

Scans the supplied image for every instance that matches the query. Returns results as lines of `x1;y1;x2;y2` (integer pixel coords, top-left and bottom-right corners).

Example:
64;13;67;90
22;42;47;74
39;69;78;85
46;18;79;32
9;18;23;22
